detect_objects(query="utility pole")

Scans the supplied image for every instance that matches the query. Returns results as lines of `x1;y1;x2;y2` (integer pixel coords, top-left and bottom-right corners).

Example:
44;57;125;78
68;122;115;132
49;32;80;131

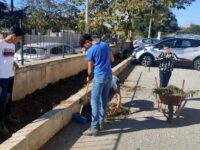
148;0;153;38
85;0;89;33
11;0;14;14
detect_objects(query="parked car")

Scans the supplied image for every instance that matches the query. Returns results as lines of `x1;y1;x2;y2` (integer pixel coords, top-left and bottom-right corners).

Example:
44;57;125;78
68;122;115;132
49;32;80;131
132;38;200;70
14;42;76;62
133;38;160;49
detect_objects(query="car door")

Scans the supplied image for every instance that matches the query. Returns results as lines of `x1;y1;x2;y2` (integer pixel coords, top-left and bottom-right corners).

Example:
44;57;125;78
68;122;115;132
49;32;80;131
173;39;194;60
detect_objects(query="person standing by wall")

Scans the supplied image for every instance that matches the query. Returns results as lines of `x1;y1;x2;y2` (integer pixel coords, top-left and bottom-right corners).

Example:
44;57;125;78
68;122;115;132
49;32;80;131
0;25;24;135
79;34;114;136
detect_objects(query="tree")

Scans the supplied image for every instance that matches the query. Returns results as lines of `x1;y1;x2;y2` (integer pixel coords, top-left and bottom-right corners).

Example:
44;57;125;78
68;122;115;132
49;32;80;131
0;1;28;30
23;0;80;34
106;0;195;40
16;0;196;38
179;24;200;34
0;1;7;19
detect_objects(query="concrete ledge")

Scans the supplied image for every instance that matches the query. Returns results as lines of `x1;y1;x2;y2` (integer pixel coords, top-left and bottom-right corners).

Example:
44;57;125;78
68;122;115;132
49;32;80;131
0;57;132;150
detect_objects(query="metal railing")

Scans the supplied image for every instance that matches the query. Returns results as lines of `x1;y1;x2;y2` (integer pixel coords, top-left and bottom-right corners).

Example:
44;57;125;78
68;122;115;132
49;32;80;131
16;31;82;64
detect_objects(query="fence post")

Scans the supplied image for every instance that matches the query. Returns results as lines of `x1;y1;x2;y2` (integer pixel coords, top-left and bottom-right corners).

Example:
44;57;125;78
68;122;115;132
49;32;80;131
62;30;65;58
19;19;24;65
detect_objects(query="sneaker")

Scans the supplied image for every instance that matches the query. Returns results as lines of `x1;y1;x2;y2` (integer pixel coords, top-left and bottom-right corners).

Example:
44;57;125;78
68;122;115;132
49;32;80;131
0;122;10;135
82;127;99;136
6;115;20;124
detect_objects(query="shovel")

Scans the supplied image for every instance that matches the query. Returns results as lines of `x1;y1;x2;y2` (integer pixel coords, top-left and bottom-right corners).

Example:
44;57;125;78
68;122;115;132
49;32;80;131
72;82;89;124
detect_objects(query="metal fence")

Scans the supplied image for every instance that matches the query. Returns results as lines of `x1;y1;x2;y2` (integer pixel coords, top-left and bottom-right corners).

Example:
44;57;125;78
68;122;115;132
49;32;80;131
15;30;132;65
16;31;82;64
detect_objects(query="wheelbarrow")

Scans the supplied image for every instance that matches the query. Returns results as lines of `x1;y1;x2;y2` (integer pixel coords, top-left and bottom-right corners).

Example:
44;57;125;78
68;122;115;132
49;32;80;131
155;77;188;123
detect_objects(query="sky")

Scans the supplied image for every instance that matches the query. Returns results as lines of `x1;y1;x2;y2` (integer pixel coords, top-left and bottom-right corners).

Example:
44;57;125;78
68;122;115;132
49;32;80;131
172;0;200;27
4;0;200;27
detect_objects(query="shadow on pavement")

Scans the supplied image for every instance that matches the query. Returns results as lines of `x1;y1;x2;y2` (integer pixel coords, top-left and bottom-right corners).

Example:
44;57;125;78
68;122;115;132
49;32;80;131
123;99;155;114
119;64;136;83
100;107;200;136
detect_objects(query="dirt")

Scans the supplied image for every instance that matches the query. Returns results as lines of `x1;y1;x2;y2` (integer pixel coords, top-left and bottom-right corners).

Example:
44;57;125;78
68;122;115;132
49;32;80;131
0;58;125;144
106;102;131;120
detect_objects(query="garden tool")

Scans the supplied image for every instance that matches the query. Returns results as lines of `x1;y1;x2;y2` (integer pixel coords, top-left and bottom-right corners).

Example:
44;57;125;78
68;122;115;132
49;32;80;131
72;82;89;124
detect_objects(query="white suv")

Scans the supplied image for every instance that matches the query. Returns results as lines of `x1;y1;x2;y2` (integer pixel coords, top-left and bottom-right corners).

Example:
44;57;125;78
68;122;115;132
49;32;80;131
132;38;200;70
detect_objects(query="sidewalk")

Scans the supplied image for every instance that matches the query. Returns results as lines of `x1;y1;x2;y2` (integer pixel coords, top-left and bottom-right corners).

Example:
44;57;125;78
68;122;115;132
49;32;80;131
41;65;200;150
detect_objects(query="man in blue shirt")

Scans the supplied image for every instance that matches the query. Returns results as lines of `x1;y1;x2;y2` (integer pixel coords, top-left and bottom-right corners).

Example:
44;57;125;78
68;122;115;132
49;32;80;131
80;34;114;136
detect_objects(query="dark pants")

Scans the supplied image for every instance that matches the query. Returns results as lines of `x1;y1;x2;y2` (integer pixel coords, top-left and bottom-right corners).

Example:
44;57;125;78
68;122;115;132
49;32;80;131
0;77;14;122
6;77;14;115
159;71;171;87
0;78;9;122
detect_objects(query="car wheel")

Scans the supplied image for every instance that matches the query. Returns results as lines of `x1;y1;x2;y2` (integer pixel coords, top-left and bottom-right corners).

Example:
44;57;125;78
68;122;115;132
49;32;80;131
140;55;153;67
193;58;200;71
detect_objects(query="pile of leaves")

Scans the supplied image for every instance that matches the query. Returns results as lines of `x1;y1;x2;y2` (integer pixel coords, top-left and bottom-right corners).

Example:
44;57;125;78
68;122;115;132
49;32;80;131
153;85;199;97
106;102;130;119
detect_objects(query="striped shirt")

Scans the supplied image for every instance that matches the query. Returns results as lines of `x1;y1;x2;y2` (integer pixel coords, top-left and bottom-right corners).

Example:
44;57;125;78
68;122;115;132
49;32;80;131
158;52;179;72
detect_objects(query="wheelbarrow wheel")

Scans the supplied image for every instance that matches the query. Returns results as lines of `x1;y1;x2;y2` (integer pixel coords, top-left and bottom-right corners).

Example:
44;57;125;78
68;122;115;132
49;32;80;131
167;104;173;123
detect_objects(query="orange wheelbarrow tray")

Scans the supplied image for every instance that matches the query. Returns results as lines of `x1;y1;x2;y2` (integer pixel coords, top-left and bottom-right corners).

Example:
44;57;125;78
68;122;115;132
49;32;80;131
157;94;188;123
158;95;186;106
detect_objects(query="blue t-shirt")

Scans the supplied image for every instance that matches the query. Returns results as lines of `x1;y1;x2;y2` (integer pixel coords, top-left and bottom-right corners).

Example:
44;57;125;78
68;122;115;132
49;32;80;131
87;42;112;77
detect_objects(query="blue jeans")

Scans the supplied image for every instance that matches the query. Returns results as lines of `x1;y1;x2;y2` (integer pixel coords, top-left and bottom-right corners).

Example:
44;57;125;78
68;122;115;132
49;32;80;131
159;71;171;87
90;74;112;128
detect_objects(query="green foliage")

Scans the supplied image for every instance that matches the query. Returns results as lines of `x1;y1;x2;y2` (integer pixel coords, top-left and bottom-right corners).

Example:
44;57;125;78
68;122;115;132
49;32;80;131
2;0;195;38
153;85;199;97
179;24;200;35
0;1;7;19
23;0;80;34
73;0;187;40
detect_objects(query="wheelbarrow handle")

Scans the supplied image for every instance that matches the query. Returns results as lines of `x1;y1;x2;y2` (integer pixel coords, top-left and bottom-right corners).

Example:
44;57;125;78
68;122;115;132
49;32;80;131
182;80;185;90
155;77;158;88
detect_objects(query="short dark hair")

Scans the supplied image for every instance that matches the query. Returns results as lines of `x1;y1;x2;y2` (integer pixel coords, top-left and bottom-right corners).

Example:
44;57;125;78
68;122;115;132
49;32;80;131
10;25;24;36
163;43;171;48
79;34;93;47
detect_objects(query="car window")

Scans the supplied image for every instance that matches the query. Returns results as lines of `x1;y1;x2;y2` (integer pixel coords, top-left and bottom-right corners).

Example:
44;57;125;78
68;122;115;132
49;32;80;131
35;48;46;55
64;46;74;52
23;48;37;54
51;46;63;54
155;39;177;49
192;40;200;47
180;40;192;47
152;39;159;44
142;39;151;44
